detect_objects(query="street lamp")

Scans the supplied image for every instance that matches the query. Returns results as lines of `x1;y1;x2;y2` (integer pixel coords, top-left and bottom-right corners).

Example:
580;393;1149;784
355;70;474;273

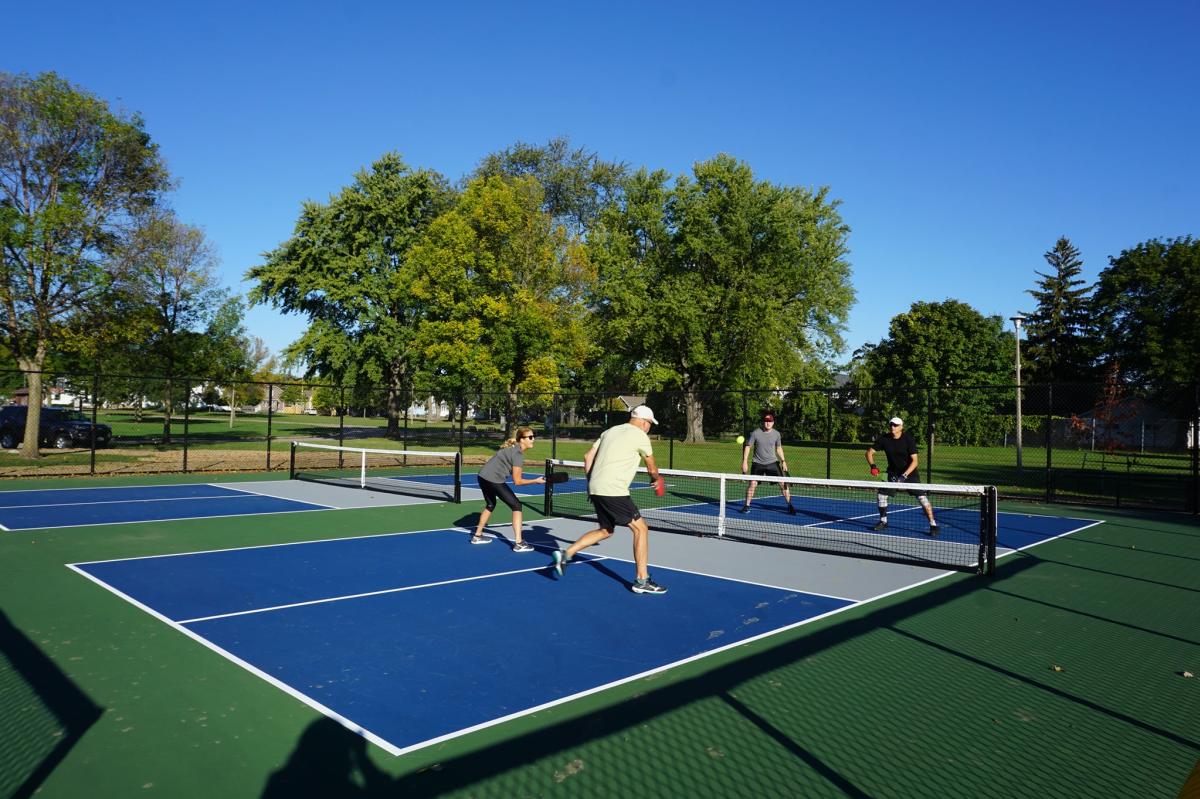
1010;315;1026;471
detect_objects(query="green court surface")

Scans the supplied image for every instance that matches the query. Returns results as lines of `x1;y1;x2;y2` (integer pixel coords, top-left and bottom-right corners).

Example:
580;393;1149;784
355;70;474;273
1;473;1197;798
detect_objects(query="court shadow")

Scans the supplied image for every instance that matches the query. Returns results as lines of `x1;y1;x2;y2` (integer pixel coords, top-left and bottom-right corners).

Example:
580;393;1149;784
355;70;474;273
0;609;103;799
261;718;391;799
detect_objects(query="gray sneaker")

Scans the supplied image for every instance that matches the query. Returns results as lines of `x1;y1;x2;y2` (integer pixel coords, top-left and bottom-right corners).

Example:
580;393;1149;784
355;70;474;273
551;550;566;577
632;578;667;595
512;541;534;553
469;535;491;545
872;520;888;531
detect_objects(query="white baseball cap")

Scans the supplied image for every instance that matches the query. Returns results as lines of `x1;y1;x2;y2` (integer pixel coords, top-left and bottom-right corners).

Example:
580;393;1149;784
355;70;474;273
889;417;904;426
631;405;659;425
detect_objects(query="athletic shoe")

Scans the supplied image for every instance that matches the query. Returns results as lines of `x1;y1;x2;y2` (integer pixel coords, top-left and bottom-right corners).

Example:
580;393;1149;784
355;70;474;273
469;535;491;545
787;504;797;516
551;550;565;577
872;520;888;531
632;578;667;595
926;523;940;537
737;505;751;514
512;541;534;553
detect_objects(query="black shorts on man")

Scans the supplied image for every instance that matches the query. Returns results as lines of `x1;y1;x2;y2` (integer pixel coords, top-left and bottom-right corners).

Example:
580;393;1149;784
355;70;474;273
590;494;642;531
750;461;784;478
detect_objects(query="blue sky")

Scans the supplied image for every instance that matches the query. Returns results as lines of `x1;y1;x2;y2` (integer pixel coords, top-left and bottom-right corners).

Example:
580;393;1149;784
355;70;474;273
7;1;1198;367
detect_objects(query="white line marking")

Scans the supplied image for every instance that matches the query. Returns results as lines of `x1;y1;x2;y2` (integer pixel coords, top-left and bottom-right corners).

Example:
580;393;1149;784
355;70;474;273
14;504;335;531
176;564;558;624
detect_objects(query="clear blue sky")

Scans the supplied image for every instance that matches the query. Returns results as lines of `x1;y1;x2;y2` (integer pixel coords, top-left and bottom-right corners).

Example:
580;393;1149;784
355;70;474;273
7;0;1198;367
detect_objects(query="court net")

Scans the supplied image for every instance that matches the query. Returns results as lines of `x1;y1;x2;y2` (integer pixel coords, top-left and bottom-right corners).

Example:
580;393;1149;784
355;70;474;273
544;459;997;574
290;441;461;502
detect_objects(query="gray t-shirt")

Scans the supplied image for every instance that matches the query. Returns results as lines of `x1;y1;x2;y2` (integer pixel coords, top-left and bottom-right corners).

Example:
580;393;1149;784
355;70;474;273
746;427;782;465
479;445;524;483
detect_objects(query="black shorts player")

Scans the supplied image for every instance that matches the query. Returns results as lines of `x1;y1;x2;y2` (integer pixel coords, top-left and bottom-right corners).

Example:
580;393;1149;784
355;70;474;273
865;417;939;535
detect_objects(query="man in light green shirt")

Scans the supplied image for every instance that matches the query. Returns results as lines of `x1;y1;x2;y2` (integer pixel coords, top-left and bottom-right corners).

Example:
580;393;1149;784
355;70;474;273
551;405;668;594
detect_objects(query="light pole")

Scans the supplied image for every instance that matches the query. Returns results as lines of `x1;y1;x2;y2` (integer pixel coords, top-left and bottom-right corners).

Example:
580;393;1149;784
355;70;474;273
1010;315;1026;471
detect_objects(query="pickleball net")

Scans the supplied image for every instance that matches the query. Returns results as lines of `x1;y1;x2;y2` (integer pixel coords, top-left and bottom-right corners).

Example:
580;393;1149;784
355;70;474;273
544;459;997;574
290;441;461;502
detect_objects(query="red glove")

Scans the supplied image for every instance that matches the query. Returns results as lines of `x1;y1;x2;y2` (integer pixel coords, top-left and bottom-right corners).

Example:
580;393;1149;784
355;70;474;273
653;475;665;497
869;466;880;477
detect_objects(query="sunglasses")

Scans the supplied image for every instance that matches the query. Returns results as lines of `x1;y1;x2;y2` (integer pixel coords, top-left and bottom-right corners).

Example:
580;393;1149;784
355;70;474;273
889;422;901;427
521;434;536;439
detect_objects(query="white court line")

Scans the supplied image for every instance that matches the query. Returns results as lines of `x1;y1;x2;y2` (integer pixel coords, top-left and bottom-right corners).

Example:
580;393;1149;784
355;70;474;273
175;562;569;625
14;504;335;532
71;525;476;566
995;519;1107;558
0;491;269;510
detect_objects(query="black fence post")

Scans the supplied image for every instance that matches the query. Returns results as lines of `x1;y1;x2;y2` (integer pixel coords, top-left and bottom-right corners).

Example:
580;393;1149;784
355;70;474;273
338;386;345;468
1045;383;1054;503
266;384;274;472
458;392;466;462
926;388;935;483
1192;382;1199;515
551;393;560;461
183;384;189;474
825;389;833;480
89;368;99;476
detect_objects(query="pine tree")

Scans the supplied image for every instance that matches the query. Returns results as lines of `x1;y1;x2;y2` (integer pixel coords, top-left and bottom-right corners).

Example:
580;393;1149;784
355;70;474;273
1023;237;1095;384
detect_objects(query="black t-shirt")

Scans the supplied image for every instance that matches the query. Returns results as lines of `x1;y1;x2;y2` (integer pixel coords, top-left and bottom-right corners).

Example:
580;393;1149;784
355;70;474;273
872;431;919;480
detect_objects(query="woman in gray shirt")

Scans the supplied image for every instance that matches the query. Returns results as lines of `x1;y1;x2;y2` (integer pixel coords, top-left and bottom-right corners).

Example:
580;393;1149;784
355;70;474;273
470;426;545;551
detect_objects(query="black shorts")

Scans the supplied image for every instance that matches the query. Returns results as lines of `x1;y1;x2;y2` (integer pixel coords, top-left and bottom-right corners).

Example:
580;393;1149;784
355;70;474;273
879;472;927;501
477;475;521;511
590;494;642;532
750;462;784;478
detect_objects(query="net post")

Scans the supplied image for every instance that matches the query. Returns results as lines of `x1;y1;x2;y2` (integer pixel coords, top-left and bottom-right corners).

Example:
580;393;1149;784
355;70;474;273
289;440;297;480
717;475;726;538
544;458;553;516
360;449;366;488
453;451;462;503
985;485;998;576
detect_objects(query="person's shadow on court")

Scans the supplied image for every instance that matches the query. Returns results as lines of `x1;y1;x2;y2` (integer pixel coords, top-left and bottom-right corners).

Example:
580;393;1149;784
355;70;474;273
261;718;390;798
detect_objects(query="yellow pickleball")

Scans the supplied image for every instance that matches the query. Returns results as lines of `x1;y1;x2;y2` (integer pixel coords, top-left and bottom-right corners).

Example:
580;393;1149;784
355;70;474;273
736;435;745;445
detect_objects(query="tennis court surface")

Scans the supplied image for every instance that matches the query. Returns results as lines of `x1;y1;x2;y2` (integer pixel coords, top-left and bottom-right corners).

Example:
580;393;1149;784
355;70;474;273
2;470;1197;798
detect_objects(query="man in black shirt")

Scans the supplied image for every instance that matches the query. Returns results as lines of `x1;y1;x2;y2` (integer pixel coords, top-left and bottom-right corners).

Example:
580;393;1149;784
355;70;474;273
865;417;939;535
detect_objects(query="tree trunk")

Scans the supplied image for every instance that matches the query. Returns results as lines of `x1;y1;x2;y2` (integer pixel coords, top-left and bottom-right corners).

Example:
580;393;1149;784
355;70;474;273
386;379;402;438
425;395;438;422
162;380;173;444
228;385;237;428
505;387;519;439
684;389;706;443
17;350;46;459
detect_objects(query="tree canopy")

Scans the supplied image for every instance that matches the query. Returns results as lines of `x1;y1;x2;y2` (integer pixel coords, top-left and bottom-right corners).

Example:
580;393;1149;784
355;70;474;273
247;153;454;433
1092;236;1200;386
589;154;853;441
0;71;170;455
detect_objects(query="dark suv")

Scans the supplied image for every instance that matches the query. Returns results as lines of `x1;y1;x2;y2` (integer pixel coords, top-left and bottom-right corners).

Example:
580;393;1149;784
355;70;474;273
0;406;113;449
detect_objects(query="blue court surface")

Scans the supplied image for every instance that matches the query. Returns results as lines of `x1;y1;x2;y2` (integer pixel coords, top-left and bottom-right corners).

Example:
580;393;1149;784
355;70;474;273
71;528;856;755
0;483;330;530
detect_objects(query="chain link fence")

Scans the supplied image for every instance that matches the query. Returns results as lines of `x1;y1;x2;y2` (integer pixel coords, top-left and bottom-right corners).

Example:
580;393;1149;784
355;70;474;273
1;370;1196;513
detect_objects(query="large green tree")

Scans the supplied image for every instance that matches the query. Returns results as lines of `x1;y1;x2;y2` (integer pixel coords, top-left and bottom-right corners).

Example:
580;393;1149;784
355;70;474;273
247;153;454;435
1023;237;1096;384
589;154;854;442
0;71;169;456
408;174;593;434
852;300;1012;445
1092;236;1200;386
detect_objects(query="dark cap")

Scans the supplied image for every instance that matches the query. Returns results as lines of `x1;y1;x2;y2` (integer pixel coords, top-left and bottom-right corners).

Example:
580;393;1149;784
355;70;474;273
762;413;775;422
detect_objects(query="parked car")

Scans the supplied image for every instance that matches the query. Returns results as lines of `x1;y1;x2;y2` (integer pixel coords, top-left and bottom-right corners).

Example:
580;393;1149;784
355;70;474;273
0;405;113;449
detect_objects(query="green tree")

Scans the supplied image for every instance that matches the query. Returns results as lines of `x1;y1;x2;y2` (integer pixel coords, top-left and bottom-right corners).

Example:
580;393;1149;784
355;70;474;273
1023;237;1096;384
854;300;1012;445
408;175;593;435
247;153;454;435
1092;236;1200;386
590;155;853;442
0;71;169;456
472;137;626;236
